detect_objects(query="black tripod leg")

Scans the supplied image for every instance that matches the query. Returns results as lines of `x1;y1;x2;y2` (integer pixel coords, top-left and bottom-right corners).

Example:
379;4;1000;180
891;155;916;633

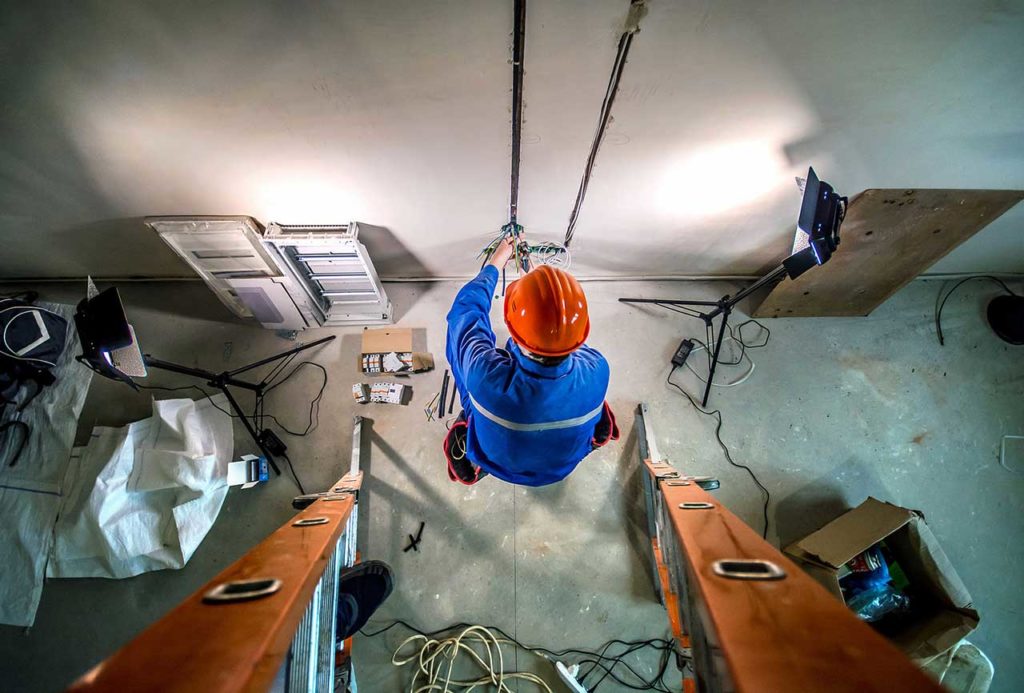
227;335;336;378
220;385;282;476
702;310;731;407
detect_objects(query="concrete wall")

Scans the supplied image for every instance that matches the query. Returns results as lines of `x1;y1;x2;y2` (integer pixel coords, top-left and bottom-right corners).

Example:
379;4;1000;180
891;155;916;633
2;0;1022;280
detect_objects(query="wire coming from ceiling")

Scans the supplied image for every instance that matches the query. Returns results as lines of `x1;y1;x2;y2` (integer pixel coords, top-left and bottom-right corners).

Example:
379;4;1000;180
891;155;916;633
483;0;645;271
509;0;526;226
564;0;648;248
480;0;575;281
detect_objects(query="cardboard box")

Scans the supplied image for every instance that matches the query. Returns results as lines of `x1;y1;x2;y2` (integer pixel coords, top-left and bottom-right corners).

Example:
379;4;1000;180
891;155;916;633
360;327;434;374
784;497;979;662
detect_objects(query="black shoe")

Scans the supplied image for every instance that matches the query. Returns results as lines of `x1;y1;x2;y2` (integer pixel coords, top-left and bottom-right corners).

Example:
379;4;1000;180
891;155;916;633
336;560;394;639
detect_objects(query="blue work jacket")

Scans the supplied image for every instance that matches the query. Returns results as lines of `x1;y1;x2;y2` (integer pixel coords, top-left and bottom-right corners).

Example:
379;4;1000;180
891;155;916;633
445;266;610;486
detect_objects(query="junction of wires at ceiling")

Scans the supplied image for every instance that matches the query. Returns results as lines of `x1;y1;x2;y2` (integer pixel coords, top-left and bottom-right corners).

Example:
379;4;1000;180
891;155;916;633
479;0;648;279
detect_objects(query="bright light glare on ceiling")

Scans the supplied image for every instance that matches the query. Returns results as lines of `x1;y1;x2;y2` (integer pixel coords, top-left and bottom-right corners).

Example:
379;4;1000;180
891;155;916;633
252;174;364;224
658;140;788;217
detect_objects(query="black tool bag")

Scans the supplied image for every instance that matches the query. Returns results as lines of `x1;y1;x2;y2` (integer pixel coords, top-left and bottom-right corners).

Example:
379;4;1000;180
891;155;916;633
0;292;68;412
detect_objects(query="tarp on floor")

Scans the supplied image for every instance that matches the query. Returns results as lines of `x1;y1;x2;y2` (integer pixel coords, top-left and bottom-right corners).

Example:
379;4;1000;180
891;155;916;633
0;302;92;628
48;394;234;579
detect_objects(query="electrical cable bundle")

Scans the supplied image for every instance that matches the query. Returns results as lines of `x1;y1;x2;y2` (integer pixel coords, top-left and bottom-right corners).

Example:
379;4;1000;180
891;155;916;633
363;619;684;692
479;226;572;272
527;240;572;270
564;0;648;248
680;319;770;387
392;625;553;692
479;223;530;274
478;0;650;268
477;0;579;275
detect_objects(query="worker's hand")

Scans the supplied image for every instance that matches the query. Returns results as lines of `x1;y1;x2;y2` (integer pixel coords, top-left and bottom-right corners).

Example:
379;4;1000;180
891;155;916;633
487;237;516;269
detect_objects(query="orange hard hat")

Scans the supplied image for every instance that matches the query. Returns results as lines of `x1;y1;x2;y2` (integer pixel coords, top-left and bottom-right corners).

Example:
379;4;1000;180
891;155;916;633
504;265;590;357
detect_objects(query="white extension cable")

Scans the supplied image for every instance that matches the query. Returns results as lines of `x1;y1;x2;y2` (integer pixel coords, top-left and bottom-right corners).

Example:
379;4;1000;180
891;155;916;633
392;625;555;692
683;338;756;388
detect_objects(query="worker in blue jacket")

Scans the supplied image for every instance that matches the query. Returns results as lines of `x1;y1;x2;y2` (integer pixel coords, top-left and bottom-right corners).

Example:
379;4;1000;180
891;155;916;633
444;237;618;486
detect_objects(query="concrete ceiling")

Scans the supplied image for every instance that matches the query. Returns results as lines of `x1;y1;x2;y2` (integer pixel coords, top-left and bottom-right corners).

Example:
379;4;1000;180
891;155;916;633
1;0;1022;280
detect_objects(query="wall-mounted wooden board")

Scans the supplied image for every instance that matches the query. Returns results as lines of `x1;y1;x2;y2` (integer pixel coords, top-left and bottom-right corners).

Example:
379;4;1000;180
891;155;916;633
753;189;1023;318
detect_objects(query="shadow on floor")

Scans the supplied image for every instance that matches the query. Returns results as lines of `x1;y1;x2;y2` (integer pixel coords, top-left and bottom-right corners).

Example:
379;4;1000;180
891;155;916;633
773;456;896;548
367;429;505;560
615;422;660;603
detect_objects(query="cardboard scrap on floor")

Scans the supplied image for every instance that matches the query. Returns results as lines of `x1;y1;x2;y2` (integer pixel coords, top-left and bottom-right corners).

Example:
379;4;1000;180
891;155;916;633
360;327;434;374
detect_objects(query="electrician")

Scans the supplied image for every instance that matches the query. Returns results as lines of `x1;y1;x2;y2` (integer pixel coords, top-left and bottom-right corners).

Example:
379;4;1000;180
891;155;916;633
443;236;618;486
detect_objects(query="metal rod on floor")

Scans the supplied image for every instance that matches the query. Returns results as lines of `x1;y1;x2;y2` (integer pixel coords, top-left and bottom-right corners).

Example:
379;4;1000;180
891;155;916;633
439;369;450;418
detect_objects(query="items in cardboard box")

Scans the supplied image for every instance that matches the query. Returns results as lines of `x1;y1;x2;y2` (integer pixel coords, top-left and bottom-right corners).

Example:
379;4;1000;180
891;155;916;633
840;545;910;622
784;497;979;662
362;352;415;374
360;328;434;375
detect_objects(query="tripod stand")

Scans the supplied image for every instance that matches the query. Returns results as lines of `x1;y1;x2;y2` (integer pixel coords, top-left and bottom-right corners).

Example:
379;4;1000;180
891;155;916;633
143;335;336;476
619;264;788;407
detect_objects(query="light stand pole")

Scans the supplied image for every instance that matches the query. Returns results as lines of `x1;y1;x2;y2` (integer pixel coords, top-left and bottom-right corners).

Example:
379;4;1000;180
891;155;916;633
143;335;336;476
619;265;788;407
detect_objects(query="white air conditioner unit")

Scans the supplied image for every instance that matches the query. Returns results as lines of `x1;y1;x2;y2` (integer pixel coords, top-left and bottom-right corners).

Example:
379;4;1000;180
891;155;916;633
146;216;393;330
260;222;393;327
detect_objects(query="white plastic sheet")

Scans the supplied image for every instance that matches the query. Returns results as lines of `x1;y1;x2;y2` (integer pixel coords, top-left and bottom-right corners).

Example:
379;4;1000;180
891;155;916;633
48;395;234;580
0;302;91;628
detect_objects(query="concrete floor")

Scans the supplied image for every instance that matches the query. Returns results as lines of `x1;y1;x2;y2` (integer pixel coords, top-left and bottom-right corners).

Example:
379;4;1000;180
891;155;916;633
0;276;1021;692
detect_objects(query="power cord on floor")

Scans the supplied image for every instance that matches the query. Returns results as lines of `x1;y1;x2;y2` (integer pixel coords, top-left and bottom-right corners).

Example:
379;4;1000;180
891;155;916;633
666;368;771;539
257;361;328;437
281;452;305;495
682;319;770;388
934;275;1018;345
362;619;682;692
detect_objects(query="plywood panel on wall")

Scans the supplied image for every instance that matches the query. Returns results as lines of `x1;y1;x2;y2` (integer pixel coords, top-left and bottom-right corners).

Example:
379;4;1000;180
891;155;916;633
753;189;1024;318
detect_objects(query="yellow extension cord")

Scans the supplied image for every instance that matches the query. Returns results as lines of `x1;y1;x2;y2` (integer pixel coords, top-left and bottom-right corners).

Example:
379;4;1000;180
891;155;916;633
392;625;555;693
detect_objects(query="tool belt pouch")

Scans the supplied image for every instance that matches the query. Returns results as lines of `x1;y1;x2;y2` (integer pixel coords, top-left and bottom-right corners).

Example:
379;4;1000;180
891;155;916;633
592;401;620;448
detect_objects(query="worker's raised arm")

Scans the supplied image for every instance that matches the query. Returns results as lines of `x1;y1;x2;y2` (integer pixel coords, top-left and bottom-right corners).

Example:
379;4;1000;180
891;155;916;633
445;261;503;383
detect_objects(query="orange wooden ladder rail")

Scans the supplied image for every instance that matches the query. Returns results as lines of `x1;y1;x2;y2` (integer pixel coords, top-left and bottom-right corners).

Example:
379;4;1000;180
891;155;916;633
635;403;942;693
68;416;366;693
